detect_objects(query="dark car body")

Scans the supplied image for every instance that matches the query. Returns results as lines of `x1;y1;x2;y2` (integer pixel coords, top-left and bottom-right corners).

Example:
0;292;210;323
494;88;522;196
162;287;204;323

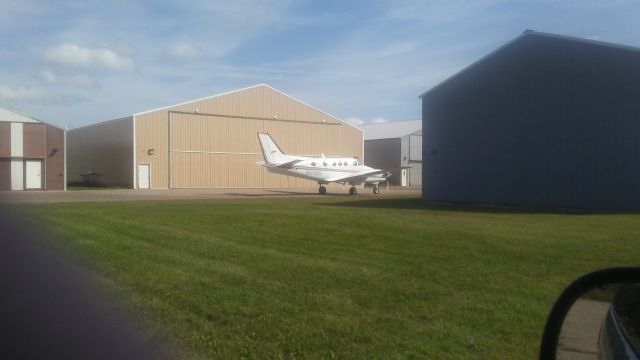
598;285;640;360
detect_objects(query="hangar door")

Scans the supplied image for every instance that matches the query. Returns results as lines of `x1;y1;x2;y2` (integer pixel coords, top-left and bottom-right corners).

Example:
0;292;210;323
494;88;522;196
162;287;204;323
168;113;334;188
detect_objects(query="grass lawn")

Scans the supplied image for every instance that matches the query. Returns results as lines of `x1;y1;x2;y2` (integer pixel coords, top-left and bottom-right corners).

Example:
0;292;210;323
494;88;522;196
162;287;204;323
20;196;640;359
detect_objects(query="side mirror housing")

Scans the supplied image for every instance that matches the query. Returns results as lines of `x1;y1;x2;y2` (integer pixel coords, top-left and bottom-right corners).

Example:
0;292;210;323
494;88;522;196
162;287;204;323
539;267;640;359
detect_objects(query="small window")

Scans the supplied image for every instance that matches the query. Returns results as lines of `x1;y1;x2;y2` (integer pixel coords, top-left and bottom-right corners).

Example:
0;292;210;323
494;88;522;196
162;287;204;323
311;162;316;166
338;162;342;166
353;160;358;166
332;162;336;166
323;161;327;166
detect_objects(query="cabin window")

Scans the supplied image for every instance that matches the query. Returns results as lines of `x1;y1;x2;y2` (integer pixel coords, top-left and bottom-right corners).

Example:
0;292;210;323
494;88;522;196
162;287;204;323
311;162;316;166
338;162;342;166
353;160;358;166
332;162;336;166
323;161;327;166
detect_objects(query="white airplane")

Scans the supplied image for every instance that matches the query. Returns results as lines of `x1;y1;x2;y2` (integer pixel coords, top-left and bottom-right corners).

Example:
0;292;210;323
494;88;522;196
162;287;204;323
257;132;391;195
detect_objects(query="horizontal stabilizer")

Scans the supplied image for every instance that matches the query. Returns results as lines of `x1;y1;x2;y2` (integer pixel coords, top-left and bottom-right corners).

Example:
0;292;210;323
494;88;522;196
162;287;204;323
273;159;303;168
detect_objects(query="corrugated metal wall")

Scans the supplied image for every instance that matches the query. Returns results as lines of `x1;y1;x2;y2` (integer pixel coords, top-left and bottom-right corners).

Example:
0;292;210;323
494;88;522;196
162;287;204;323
408;163;422;186
67;117;133;187
422;33;640;210
45;125;65;190
409;133;422;162
23;123;45;158
364;138;401;185
135;85;362;188
408;133;422;186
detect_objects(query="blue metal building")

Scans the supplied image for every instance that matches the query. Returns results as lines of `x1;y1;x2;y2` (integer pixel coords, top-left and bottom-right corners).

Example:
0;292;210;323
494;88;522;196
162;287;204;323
421;31;640;210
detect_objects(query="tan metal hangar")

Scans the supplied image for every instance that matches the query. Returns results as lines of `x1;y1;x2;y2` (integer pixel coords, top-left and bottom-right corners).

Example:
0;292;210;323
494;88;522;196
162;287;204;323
67;84;363;189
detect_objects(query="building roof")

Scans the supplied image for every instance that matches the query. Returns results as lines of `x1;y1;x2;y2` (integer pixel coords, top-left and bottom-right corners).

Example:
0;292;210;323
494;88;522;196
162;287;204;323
363;120;422;140
74;84;360;132
419;30;640;99
0;105;42;124
135;83;360;131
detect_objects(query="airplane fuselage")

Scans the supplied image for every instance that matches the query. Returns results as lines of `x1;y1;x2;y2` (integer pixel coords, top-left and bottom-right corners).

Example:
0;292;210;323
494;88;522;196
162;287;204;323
265;157;386;185
257;132;390;194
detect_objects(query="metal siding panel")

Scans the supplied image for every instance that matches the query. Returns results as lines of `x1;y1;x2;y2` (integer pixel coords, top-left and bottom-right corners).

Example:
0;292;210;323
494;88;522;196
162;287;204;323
364;138;401;184
410;134;422;161
68;117;133;187
45;125;65;190
150;86;361;189
401;136;409;167
136;112;168;188
11;159;23;190
409;163;422;186
0;122;10;157
0;159;10;190
10;122;23;157
422;34;640;210
23;123;46;158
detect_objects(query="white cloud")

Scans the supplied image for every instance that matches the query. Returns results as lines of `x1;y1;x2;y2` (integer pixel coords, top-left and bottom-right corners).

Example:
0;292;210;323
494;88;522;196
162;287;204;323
41;69;95;88
0;85;88;106
344;117;390;126
42;43;134;70
345;117;365;127
0;85;45;102
164;42;203;63
371;117;389;124
386;0;507;23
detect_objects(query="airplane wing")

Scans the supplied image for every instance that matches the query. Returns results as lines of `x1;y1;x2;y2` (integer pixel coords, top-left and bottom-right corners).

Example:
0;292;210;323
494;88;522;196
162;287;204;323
325;169;389;183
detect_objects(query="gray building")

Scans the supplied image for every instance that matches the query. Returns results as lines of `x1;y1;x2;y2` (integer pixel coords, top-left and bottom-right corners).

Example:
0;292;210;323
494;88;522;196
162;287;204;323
421;30;640;210
364;120;422;186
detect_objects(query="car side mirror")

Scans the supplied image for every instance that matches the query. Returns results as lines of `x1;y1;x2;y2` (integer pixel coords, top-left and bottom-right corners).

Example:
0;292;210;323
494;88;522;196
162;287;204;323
539;267;640;359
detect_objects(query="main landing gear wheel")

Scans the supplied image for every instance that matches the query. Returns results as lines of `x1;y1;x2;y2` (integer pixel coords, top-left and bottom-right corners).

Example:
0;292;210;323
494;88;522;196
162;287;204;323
349;187;358;195
373;185;380;194
319;185;327;195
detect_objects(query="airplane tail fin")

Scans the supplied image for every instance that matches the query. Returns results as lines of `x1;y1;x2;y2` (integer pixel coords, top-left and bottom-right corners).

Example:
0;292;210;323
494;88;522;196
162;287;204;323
257;133;290;165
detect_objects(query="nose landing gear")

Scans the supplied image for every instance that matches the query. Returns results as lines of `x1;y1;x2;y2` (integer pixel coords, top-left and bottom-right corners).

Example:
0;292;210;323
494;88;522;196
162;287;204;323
373;185;380;194
318;185;327;195
349;186;358;195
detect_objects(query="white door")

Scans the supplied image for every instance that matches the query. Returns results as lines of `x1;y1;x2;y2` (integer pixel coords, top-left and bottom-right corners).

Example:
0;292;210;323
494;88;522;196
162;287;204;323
11;160;24;191
138;164;150;189
25;160;42;189
401;169;407;187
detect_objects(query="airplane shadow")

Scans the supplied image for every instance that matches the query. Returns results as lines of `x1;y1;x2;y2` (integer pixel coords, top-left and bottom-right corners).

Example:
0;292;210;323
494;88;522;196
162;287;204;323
265;189;350;197
319;197;635;215
224;190;345;197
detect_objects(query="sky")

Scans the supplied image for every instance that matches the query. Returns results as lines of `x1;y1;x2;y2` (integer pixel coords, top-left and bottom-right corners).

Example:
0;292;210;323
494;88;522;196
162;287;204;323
1;0;640;129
